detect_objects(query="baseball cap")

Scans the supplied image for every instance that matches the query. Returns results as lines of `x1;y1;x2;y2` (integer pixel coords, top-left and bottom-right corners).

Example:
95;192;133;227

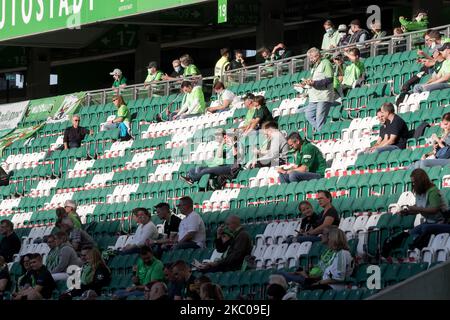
64;200;77;210
438;42;450;51
109;68;122;76
147;61;158;69
338;24;347;32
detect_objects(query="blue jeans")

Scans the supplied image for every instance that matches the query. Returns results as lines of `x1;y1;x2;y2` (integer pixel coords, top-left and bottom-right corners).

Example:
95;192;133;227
413;83;450;93
279;171;322;184
375;145;400;153
188;165;233;182
410;223;450;241
305;101;333;132
410;159;450;169
113;290;144;300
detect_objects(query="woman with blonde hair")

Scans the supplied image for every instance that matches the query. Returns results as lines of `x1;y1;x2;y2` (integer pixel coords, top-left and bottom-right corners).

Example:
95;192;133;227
100;95;132;141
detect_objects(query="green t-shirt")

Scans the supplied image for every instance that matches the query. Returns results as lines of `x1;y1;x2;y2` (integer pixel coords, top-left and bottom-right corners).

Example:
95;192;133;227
243;108;256;126
184;64;200;77
309;58;334;102
117;104;131;124
342;61;365;87
113;76;127;88
137;257;164;285
437;60;450;84
69;213;81;230
252;105;273;126
205;143;226;167
145;71;163;83
294;141;326;176
321;30;340;50
179;86;206;115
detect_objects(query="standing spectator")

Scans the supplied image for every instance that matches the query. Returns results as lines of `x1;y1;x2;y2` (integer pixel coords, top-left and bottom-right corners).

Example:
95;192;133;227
207;81;236;113
172;81;206;120
170;260;198;300
348;19;371;44
214;48;231;82
100;95;132;140
337;24;351;47
230;50;247;70
271;43;292;61
44;235;59;272
145;281;170;301
401;169;449;249
144;61;164;86
370;21;387;40
200;283;224;300
259;47;273;63
198;215;252;273
0;256;10;300
0;219;21;263
121;208;158;255
50;231;82;281
113;246;164;300
242;96;273;135
413;43;450;93
110;68;127;91
412;113;450;169
278;132;326;183
302;47;335;132
248;121;288;169
239;93;256;131
321;20;341;50
332;52;345;98
174;197;206;250
341;47;365;95
13;253;56;300
180;54;201;78
63;115;92;150
399;10;428;32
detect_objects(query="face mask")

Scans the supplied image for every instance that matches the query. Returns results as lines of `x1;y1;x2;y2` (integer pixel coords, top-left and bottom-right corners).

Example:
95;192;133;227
175;66;182;72
278;49;285;56
326;28;333;34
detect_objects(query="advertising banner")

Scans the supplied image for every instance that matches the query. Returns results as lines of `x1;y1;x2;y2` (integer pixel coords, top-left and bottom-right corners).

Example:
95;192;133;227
0;100;29;138
49;92;86;123
0;123;44;156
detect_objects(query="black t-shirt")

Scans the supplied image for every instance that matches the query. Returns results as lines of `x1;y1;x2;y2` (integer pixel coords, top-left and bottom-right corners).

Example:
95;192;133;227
384;114;409;149
379;124;387;140
170;68;184;78
253;105;274;127
0;232;21;263
81;264;111;295
30;266;56;299
318;207;340;227
63;126;89;148
300;213;321;232
163;215;181;236
0;265;10;292
230;60;245;70
172;274;199;300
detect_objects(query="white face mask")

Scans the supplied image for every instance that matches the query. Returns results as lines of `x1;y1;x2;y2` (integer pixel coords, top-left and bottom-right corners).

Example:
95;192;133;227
326;28;333;34
429;42;436;49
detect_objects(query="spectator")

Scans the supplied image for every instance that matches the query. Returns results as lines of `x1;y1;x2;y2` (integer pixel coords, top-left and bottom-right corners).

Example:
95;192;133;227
419;30;450;61
331;52;345;98
207;81;236;113
302;47;335;132
15;254;32;293
110;68;127;90
271;43;292;61
189;275;212;300
337;24;351;47
294;190;340;243
63;115;93;150
393;27;404;38
214;48;231;81
145;281;170;301
0;256;10;300
401;169;449;249
44;235;59;272
242;96;273;135
368;102;409;153
170;59;184;78
411;113;450;169
239;93;256;131
174;196;206;250
13;253;56;300
200;283;224;300
180;54;201;78
341;47;365;95
144;61;164;86
370;21;387;40
148;203;181;256
366;108;387;152
0;219;21;263
121;208;158;255
172;81;206;120
100;95;132;141
113;246;164;300
58;202;82;230
285;200;320;244
170;260;198;300
247;121;288;169
278;226;353;291
259;47;273;63
399;9;428;32
50;231;82;281
348;19;371;44
0;165;12;187
57;217;95;252
278;132;326;183
230;50;247;70
321;20;340;50
198;215;252;272
413;43;450;93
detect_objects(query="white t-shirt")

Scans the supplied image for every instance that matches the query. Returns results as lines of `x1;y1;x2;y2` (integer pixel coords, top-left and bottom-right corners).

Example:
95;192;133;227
178;211;206;248
322;249;354;291
131;221;158;247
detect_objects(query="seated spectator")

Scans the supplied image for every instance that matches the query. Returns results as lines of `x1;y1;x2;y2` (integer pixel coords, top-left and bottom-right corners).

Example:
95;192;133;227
207;81;236;113
401;169;450;250
170;260;198;300
198;215;252;273
214;48;231;82
271;43;292;61
200;283;224;300
278;132;326;183
57;218;95;252
121;208;158;255
180;54;201;78
0;219;21;263
366;108;387;151
163;59;184;80
399;9;428;32
189;275;211;300
413;43;450;93
292;201;321;239
63;115;93;149
321;20;340;50
113;246;164;300
301;47;335;132
110;68;127;91
266;283;294;300
294;190;340;243
13;253;56;300
247;121;288;169
230;50;247;70
418;30;450;61
337;24;350;47
145;280;170;301
242;96;273;135
411;113;450;169
348;19;371;44
174;197;206;250
144;61;164;86
238;93;256;131
44;235;59;272
277;226;354;291
100;95;132;141
341;48;365;95
50;231;82;281
367;102;409;153
0;165;12;187
370;21;387;40
15;254;32;293
147;203;181;257
0;256;10;300
171;81;206;120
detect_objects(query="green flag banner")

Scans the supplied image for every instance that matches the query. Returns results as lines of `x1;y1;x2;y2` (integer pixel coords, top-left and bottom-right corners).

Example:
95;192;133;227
0;123;45;156
24;96;59;123
49;92;86;123
0;100;29;139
